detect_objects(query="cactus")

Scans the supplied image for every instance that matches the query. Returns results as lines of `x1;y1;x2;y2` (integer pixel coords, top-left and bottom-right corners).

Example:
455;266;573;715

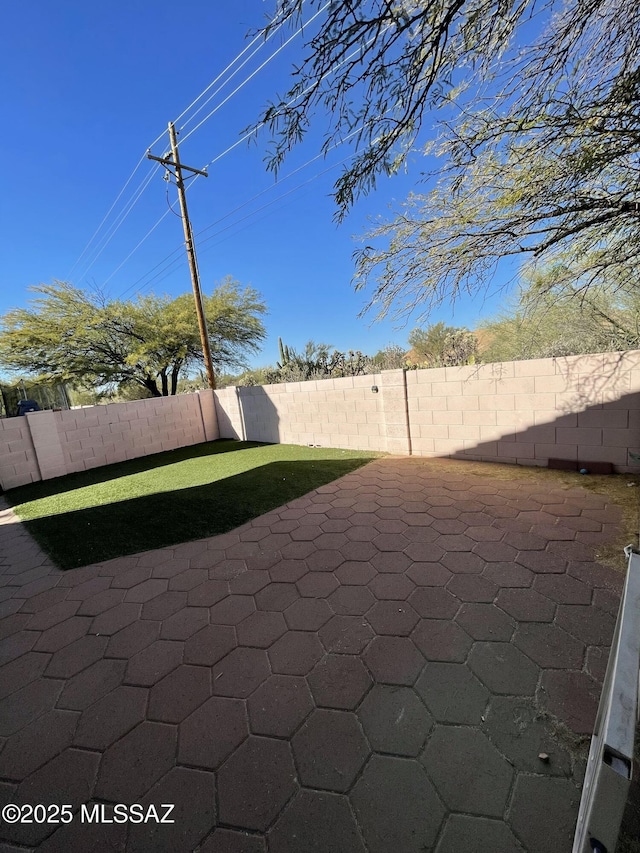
277;337;293;369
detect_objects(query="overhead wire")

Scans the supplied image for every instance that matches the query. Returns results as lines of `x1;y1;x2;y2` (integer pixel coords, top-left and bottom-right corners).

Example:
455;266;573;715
101;209;172;288
139;14;289;154
89;2;371;297
166;5;293;140
72;163;162;284
68;9;293;288
128;152;356;296
107;23;382;298
66;152;149;280
198;28;382;174
179;1;331;145
198;151;359;256
166;186;182;218
116;244;184;300
197;126;361;242
120;128;363;300
177;21;286;137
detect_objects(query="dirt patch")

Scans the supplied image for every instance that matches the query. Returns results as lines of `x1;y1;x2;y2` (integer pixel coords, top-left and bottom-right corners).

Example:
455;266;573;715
410;456;640;575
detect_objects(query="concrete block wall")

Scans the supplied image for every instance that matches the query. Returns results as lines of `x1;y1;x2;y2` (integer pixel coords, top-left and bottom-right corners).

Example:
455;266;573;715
380;370;411;455
2;351;638;491
0;417;41;490
215;351;640;472
405;351;640;471
0;390;219;490
26;411;67;481
57;392;216;476
214;374;387;451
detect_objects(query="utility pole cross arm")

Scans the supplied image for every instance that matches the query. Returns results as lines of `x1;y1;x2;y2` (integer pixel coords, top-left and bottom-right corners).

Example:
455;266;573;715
146;149;208;177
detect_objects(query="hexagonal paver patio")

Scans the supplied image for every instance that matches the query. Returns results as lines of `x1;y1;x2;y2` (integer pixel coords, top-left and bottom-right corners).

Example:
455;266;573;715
0;456;634;852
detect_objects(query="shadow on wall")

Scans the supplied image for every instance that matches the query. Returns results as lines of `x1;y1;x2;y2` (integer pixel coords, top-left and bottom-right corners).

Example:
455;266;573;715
216;386;280;444
445;387;640;473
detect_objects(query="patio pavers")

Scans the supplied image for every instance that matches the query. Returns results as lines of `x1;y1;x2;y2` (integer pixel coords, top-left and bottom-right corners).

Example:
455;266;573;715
0;456;632;851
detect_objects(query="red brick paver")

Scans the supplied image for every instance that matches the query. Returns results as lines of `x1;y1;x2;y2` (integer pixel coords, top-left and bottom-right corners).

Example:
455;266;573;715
0;457;632;851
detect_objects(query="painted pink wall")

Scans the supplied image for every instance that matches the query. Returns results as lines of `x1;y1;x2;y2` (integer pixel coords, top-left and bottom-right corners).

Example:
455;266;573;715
215;351;640;472
2;351;638;491
0;391;218;490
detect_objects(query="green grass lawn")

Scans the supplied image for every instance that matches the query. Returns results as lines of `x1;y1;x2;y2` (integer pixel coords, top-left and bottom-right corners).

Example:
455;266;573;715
6;440;380;570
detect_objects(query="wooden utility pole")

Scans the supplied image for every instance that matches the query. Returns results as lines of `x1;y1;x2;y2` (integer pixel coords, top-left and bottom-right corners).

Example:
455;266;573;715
147;122;216;390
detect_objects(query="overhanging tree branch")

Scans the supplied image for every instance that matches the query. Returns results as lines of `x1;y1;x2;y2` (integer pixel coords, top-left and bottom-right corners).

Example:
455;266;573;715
257;0;640;320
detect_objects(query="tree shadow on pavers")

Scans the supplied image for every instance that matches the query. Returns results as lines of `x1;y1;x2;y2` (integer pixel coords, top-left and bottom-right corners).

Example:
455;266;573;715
10;457;375;570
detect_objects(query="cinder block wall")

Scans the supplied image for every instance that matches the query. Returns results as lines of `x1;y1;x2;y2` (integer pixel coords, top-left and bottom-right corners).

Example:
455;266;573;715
0;417;40;491
2;351;638;491
215;374;387;451
215;351;640;472
406;352;640;470
0;390;219;490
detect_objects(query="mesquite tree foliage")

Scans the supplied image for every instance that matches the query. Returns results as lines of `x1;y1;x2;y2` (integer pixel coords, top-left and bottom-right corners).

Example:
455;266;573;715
0;278;267;396
258;0;640;321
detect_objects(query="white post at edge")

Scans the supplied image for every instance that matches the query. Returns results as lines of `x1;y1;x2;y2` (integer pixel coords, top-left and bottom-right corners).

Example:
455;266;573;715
572;546;640;852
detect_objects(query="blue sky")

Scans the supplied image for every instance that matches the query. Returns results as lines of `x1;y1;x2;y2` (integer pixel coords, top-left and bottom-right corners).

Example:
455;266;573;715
1;0;513;371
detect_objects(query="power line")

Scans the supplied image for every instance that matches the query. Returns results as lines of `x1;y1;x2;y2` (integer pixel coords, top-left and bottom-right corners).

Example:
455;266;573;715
104;112;361;296
121;136;361;299
177;26;284;136
87;3;365;296
178;39;268;139
74;163;162;284
197;127;361;241
180;2;331;145
173;8;294;136
198;33;380;173
144;19;284;152
68;15;291;287
197;152;357;254
118;247;183;299
101;209;171;287
66;153;149;281
112;104;366;300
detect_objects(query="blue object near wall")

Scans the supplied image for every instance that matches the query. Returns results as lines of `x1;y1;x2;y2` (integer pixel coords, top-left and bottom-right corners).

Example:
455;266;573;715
16;400;40;416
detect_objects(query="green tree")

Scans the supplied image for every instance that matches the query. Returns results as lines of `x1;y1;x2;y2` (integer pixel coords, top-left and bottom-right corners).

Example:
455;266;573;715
408;322;478;367
218;366;275;388
0;278;267;397
370;344;410;370
355;89;640;321
479;270;640;361
258;1;640;319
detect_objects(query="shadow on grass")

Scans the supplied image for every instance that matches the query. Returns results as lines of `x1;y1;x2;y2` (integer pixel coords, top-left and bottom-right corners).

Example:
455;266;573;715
5;439;267;504
16;457;373;570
